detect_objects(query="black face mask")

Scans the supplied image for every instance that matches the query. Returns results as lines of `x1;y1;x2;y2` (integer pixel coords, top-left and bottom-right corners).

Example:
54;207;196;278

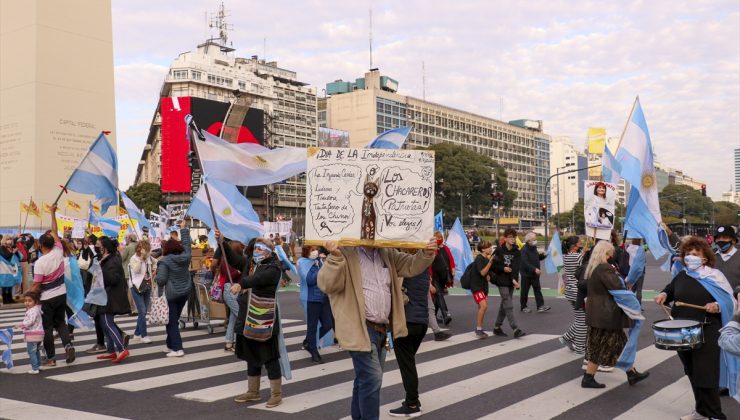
716;241;733;253
607;256;615;265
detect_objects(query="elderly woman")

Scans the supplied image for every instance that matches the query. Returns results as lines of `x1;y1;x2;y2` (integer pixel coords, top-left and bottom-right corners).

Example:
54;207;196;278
217;232;285;408
519;232;549;313
655;237;736;420
582;241;648;389
155;220;192;358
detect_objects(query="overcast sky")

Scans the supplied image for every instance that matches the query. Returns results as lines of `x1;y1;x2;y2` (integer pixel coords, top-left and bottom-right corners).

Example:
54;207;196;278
112;0;740;198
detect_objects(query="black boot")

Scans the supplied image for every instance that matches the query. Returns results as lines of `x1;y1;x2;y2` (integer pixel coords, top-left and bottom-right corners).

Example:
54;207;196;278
627;368;649;386
581;373;606;389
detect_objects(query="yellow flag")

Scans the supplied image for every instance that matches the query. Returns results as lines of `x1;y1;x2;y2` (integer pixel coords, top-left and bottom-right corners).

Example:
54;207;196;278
20;203;29;213
43;202;53;214
118;206;128;216
28;200;41;217
66;200;81;212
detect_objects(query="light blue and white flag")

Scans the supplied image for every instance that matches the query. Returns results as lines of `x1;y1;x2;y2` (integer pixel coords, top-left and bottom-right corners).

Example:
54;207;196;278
88;202;121;238
66;133;118;214
366;126;411;149
446;218;473;282
195;128;306;187
624;244;646;287
434;210;444;236
0;327;13;369
615;98;669;259
544;231;564;274
610;286;645;372
186;177;265;244
0;253;21;287
601;144;621;185
120;190;151;235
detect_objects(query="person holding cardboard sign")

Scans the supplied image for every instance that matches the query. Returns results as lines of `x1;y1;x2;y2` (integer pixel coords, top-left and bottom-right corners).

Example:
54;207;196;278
318;238;436;419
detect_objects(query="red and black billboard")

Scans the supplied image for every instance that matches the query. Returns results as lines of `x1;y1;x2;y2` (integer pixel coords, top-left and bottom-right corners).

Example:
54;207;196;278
160;96;265;193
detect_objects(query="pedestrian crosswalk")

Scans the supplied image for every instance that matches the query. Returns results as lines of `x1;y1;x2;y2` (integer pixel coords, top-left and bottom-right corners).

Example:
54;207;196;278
0;307;736;420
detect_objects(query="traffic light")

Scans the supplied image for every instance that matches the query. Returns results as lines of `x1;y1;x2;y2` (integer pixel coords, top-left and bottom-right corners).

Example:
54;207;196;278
491;192;504;207
541;203;547;216
701;184;706;196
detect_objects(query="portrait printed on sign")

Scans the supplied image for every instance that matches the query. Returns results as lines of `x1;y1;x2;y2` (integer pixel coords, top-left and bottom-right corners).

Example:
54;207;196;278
584;180;617;240
304;147;435;248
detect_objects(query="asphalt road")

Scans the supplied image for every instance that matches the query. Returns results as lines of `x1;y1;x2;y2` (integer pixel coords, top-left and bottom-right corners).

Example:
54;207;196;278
0;259;738;419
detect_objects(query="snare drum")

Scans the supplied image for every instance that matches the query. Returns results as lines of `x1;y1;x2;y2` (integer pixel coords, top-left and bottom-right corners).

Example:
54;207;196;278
652;319;704;351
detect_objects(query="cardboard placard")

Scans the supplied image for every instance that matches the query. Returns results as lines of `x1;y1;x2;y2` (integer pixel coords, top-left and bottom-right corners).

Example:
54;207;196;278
584;180;617;240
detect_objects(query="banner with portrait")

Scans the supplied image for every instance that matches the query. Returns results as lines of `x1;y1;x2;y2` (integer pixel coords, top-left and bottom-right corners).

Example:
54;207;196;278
583;180;617;240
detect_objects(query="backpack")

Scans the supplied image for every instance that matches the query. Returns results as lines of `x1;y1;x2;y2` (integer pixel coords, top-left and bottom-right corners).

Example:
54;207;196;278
460;262;476;290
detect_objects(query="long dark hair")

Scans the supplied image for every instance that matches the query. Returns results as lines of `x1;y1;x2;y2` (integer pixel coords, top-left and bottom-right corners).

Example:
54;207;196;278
563;236;580;254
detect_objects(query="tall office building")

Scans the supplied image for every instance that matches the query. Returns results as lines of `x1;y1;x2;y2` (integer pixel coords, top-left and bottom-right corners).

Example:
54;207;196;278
134;7;317;226
735;148;740;192
321;69;551;225
0;0;117;229
549;137;585;215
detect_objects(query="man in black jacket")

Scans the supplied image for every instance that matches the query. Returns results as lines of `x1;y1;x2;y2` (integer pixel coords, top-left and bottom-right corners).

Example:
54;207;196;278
519;232;550;313
492;229;526;338
431;232;453;325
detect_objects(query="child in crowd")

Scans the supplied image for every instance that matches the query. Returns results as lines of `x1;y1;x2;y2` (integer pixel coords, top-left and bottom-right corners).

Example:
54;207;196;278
15;290;44;374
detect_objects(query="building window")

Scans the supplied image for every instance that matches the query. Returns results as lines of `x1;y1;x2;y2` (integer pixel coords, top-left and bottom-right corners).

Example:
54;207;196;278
191;71;201;80
238;81;246;90
173;70;188;80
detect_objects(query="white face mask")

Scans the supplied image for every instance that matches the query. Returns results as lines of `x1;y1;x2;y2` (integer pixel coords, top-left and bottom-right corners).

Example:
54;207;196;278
530;240;538;246
684;255;704;271
309;250;319;260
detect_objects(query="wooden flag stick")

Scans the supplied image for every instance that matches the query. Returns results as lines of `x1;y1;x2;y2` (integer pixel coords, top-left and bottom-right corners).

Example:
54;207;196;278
675;301;708;311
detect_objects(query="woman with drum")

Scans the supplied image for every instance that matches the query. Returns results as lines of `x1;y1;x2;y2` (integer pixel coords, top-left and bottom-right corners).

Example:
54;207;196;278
581;241;650;389
655;237;737;420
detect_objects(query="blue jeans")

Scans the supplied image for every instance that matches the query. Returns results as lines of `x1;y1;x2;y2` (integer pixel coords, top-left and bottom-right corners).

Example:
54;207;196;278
131;287;151;338
166;294;189;351
349;325;387;420
26;342;41;370
223;289;240;343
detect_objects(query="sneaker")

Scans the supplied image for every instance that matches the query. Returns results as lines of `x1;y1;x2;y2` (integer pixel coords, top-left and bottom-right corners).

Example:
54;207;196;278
389;401;422;418
434;331;452;341
41;359;56;367
133;335;141;343
27;369;40;375
513;329;526;338
96;353;117;360
112;349;130;364
64;345;75;364
141;336;152;344
522;307;532;313
492;327;507;337
475;329;489;339
598;365;614;372
559;336;575;352
679;411;708;420
537;306;551;313
85;344;106;354
166;350;185;357
123;334;131;349
162;347;173;353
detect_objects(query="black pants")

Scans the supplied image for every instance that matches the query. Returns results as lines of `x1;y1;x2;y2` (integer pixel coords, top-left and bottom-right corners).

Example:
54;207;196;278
630;273;645;303
432;277;449;320
394;322;427;406
678;345;725;419
247;357;281;380
2;287;13;304
41;294;72;359
520;275;544;309
94;313;123;346
305;301;334;351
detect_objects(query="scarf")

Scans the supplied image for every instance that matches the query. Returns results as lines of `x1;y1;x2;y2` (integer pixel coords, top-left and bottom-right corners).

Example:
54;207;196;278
609;281;645;371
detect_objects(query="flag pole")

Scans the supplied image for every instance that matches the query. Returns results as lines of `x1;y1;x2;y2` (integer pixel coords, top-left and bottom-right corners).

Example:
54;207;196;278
187;120;234;284
52;131;108;206
118;190;141;242
614;96;639;154
21;197;31;233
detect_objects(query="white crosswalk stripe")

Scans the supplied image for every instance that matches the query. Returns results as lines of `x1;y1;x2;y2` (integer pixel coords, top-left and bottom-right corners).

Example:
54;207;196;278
0;398;126;420
0;307;732;419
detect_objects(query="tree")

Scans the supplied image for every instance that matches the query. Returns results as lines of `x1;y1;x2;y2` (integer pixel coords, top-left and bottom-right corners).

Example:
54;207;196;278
551;199;626;235
125;182;163;215
426;143;516;225
659;184;715;224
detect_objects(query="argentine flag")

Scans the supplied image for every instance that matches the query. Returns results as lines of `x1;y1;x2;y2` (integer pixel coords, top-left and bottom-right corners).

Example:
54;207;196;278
544;231;564;274
194;127;306;187
434;210;444;235
614;98;668;259
120;190;151;235
66;133;118;214
88;202;121;238
445;218;473;282
186;177;265;244
366;126;411;149
601;144;621;185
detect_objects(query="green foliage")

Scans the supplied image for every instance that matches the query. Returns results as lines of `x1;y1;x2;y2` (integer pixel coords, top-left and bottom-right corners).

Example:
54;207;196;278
551;199;626;234
658;184;736;224
125;183;163;215
426;143;516;225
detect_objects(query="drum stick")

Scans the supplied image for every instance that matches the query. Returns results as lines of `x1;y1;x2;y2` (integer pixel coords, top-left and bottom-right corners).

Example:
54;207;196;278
659;305;673;320
675;301;708;311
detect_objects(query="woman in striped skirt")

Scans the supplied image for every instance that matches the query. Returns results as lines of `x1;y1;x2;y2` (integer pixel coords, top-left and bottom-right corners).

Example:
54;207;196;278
559;236;586;354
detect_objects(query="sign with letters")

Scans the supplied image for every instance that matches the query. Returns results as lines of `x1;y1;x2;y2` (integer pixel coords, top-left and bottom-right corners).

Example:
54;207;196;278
304;147;435;248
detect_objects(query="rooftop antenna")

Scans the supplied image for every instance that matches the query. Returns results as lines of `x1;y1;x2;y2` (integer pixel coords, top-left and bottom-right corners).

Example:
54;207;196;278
369;8;373;69
422;61;426;100
263;37;267;61
208;2;233;45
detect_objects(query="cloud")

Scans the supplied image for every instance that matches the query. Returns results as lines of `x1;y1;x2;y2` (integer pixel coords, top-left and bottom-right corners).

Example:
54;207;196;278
111;0;739;197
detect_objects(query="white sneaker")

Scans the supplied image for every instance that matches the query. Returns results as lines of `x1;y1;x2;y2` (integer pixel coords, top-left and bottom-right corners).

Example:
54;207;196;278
597;365;614;372
679;411;707;420
133;335;141;342
27;369;40;375
166;350;185;357
162;347;173;353
141;336;152;344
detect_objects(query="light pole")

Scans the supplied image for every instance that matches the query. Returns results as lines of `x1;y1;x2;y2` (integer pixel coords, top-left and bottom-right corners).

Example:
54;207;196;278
556;165;567;230
544;164;600;248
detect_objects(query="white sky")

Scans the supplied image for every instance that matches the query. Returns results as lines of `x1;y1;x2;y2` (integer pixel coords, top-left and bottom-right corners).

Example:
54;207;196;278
111;0;740;198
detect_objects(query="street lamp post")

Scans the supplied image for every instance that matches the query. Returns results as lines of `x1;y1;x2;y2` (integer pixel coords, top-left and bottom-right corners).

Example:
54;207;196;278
544;164;600;248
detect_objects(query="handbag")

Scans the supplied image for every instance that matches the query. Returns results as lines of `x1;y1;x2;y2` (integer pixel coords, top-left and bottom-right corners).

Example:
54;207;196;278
148;292;169;326
77;254;90;271
210;284;223;302
242;290;277;342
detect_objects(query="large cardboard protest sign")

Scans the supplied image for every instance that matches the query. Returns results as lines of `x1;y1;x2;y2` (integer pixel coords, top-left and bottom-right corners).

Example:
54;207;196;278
305;147;435;248
583;180;617;240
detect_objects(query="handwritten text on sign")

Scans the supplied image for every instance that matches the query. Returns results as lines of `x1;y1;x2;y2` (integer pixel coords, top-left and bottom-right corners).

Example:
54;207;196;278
305;148;435;247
